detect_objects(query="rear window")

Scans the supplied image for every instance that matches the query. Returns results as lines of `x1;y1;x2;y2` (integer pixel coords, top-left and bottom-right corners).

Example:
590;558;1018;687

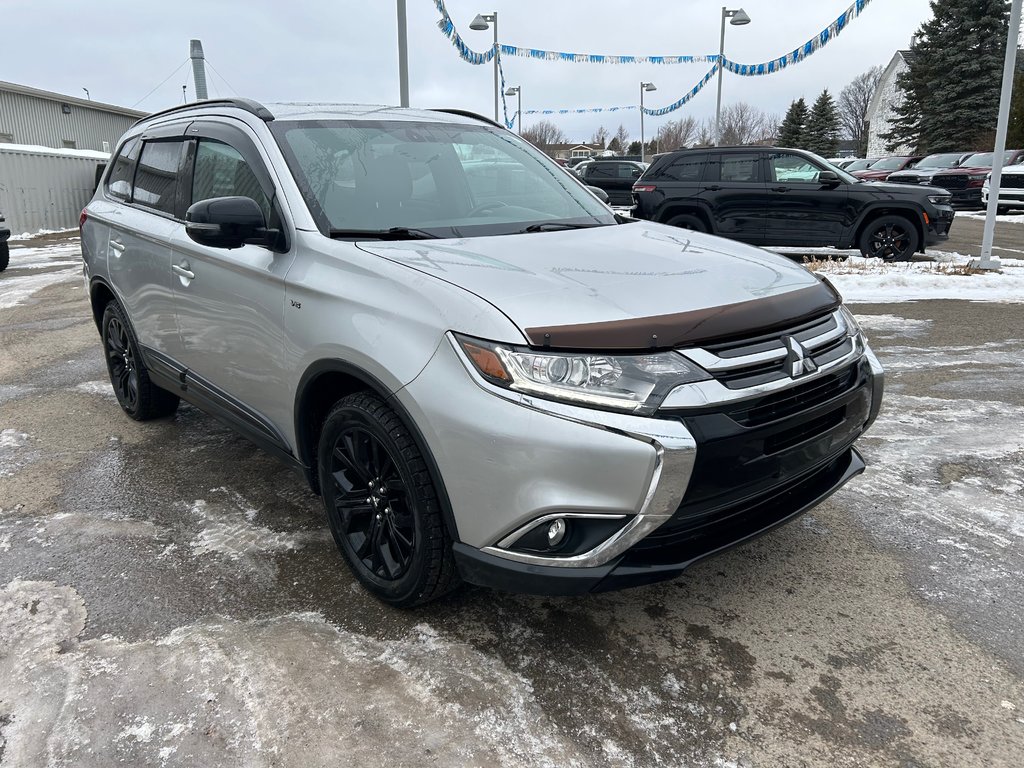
649;154;707;182
106;137;141;201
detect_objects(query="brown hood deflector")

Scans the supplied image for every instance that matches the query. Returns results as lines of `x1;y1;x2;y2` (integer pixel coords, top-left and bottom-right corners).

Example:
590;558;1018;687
524;281;842;351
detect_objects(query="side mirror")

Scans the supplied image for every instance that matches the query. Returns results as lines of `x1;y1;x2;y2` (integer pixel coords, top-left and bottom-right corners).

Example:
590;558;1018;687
587;185;610;203
185;196;269;249
819;170;841;186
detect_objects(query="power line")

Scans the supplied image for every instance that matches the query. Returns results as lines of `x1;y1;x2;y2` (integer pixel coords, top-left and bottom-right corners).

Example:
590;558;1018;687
131;59;190;108
205;60;238;96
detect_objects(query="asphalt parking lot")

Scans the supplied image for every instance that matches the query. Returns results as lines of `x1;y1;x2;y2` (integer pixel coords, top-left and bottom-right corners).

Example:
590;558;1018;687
1;224;1023;767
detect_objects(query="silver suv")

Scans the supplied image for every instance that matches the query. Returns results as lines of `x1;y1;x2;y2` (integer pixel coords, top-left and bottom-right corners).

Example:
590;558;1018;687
81;99;884;606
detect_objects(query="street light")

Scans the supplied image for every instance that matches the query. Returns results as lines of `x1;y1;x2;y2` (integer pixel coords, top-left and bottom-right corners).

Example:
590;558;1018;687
82;88;90;100
470;11;500;123
505;86;521;133
640;82;657;162
715;7;751;146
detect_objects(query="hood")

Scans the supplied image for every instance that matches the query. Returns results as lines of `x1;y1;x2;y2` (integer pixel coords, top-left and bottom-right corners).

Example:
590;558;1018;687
887;167;952;180
854;170;895;181
356;221;838;349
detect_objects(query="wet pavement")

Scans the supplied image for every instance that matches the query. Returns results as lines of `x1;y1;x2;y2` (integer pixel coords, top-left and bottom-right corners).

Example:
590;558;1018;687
1;234;1023;767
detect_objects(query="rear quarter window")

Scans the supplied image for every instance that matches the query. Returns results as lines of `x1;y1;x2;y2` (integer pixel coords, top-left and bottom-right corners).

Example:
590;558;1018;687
649;154;707;182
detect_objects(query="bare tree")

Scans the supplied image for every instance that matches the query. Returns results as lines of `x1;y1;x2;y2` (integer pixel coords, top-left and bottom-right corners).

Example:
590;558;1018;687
839;65;884;155
655;116;699;151
590;125;609;149
521;120;567;149
718;103;776;145
614;124;630;154
694;119;716;147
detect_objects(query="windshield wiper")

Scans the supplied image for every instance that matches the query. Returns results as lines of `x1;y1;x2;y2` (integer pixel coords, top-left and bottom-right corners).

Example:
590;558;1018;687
520;222;603;233
328;227;439;240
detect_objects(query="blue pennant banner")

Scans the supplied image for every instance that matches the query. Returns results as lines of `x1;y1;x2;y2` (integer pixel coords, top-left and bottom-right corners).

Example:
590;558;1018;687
432;0;877;123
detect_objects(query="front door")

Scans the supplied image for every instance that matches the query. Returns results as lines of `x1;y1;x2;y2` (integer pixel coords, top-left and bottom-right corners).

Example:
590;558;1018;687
170;124;296;444
761;152;851;246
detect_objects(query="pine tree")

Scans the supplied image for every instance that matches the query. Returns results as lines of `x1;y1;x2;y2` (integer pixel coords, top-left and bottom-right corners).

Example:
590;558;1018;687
777;98;808;148
805;90;840;157
1009;70;1024;149
885;0;1010;153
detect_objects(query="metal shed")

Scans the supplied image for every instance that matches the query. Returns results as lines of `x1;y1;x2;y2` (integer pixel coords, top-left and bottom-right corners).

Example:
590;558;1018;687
0;144;109;233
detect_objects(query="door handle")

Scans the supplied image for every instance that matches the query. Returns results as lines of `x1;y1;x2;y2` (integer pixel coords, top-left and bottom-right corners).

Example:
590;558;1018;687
110;239;125;252
702;185;722;192
172;263;195;280
770;186;790;192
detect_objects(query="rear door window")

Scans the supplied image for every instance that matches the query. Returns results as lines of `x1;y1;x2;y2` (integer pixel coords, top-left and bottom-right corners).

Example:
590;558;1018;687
711;153;762;183
133;141;183;216
106;137;141;201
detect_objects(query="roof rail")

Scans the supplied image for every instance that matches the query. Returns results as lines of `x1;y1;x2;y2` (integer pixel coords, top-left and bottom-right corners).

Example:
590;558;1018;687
132;98;275;127
432;108;504;130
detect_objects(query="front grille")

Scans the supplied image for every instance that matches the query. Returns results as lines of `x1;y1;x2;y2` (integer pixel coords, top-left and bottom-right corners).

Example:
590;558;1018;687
932;174;969;190
888;174;920;185
1001;175;1024;189
727;363;859;427
681;310;850;390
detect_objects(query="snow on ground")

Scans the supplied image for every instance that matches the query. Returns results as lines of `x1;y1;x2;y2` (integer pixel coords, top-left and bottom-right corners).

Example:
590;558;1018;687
798;252;1024;303
0;241;82;309
961;211;1024;226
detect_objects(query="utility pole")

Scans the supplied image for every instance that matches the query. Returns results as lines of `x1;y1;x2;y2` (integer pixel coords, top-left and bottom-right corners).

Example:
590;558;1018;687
397;0;410;107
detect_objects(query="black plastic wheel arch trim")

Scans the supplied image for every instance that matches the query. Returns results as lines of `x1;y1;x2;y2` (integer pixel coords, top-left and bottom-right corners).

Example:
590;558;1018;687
294;359;462;544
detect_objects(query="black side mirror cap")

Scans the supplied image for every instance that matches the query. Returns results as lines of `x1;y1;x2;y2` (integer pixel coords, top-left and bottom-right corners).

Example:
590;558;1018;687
587;185;610;203
185;196;271;249
819;170;841;185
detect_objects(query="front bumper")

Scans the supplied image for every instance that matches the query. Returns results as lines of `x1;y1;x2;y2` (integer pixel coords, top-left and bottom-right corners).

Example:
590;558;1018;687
924;206;955;245
983;187;1024;209
948;187;983;207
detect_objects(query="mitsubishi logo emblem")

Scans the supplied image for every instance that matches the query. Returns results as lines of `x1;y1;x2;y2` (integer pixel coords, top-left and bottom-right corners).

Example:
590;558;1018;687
783;336;817;378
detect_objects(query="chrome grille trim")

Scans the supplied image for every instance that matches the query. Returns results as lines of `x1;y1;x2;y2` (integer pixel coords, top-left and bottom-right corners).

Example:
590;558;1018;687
679;310;847;373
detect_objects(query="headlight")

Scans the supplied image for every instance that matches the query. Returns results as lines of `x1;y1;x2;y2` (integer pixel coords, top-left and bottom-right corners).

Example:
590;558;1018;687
927;194;952;205
455;334;711;414
839;305;862;337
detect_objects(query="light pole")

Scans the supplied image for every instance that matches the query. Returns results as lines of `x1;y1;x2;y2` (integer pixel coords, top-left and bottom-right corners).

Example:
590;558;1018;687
470;12;499;122
82;88;90;100
640;82;656;162
973;0;1022;271
715;7;751;146
505;86;521;132
397;0;410;107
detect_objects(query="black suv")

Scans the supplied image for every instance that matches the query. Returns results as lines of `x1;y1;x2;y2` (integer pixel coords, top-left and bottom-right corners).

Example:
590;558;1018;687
581;159;647;206
631;147;955;261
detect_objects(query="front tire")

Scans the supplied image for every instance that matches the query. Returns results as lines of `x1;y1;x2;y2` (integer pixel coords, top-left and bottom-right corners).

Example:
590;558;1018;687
101;301;180;420
318;392;458;607
858;215;919;262
997;206;1010;216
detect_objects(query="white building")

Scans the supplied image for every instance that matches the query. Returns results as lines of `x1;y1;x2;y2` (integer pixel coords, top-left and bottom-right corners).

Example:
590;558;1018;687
865;50;915;157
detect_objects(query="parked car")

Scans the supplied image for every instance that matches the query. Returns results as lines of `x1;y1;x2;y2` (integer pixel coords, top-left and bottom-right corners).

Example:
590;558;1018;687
630;146;955;261
885;152;974;186
0;212;10;272
982;157;1024;213
81;99;883;606
564;156;591;168
850;155;922;182
841;158;880;173
927;150;1024;207
827;157;858;170
580;159;648;206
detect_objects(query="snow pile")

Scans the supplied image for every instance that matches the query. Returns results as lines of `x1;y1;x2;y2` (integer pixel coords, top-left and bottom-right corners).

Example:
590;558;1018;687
807;253;1024;303
961;211;1024;225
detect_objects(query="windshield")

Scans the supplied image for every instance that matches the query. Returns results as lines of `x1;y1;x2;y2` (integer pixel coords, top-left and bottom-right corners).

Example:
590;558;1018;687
963;151;1018;168
844;158;878;172
270;120;615;238
916;153;964;169
869;156;911;170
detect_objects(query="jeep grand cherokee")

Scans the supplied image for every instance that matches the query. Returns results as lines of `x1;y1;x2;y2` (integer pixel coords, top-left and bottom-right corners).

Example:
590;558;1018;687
80;99;883;606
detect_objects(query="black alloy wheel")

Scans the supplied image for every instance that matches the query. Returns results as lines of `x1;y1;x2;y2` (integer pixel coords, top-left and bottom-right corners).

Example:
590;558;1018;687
665;213;708;233
100;301;179;420
318;392;458;606
859;215;919;262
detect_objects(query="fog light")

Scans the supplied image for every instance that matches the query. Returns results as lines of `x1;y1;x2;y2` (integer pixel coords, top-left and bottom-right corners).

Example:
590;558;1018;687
547;518;567;546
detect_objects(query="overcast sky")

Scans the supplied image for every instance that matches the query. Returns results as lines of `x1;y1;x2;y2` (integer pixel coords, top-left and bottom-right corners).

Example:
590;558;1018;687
5;0;932;140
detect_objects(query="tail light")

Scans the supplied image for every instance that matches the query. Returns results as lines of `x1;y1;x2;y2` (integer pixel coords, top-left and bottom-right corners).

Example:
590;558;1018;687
79;209;88;230
632;184;657;193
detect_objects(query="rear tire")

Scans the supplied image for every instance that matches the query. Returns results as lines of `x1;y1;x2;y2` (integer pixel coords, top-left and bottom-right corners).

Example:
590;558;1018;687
0;241;9;272
318;392;459;607
665;214;708;233
101;301;180;420
858;215;919;262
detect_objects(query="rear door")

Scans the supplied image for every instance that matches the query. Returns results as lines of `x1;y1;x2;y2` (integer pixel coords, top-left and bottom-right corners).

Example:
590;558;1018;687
584;162;639;206
169;120;297;446
762;151;850;246
702;152;766;243
104;126;191;374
